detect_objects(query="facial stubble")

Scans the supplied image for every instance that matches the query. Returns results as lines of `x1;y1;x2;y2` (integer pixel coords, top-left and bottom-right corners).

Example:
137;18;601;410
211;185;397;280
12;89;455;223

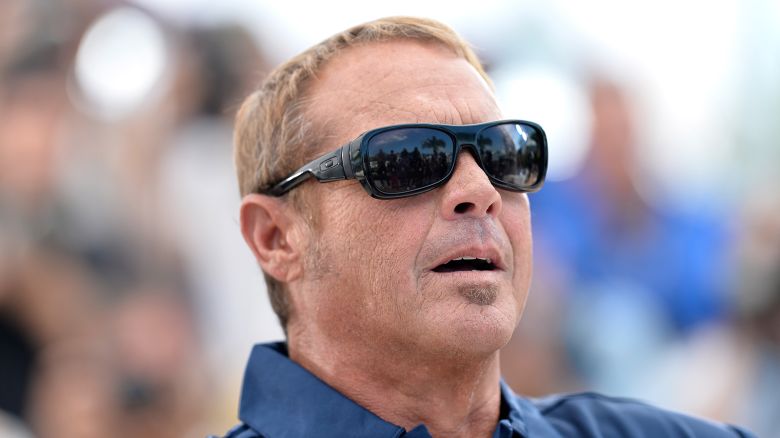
458;284;499;306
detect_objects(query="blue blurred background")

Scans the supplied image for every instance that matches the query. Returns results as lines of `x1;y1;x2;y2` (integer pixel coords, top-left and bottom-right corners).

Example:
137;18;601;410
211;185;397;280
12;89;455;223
1;1;779;437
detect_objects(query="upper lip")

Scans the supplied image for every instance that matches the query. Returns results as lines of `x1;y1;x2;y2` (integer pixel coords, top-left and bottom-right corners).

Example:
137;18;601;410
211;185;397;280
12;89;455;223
428;245;506;272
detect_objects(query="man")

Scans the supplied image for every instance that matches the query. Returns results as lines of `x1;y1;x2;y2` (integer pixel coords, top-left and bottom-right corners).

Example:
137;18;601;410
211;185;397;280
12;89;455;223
221;17;754;438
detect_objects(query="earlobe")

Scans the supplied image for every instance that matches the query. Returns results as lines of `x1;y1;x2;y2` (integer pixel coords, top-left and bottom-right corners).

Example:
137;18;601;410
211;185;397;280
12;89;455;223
239;194;303;283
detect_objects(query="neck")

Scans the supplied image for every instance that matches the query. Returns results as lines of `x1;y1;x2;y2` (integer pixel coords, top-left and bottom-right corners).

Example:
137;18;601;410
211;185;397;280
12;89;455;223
287;329;503;438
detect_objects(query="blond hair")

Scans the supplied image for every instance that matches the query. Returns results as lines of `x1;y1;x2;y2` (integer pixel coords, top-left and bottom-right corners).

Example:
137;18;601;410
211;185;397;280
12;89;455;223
234;16;490;329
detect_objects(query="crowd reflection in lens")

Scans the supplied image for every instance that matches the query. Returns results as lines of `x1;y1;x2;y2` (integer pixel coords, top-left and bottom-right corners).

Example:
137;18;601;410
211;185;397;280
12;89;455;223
368;129;452;193
478;123;543;187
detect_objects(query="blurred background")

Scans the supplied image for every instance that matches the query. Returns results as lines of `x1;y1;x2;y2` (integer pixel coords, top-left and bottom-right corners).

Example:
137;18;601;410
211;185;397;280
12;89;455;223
0;0;778;436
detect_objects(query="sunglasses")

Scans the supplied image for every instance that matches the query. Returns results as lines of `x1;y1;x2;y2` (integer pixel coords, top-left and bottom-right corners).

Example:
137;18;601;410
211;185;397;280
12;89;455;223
261;120;548;199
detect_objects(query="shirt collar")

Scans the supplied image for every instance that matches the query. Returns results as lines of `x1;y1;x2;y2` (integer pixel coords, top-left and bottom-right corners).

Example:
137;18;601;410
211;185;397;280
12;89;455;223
238;342;529;438
239;342;404;437
499;381;529;437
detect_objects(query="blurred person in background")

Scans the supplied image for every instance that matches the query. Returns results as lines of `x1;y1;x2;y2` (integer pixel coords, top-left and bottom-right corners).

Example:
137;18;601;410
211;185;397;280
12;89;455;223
722;195;780;436
526;77;731;395
1;1;217;436
157;20;273;429
637;192;780;438
219;16;753;438
0;3;93;432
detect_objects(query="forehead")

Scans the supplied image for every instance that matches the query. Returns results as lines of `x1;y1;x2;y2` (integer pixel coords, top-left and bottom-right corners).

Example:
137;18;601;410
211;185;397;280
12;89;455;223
304;40;501;151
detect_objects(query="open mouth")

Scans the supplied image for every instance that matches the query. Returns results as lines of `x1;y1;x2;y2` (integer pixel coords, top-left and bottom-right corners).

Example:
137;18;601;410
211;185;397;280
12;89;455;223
432;256;497;273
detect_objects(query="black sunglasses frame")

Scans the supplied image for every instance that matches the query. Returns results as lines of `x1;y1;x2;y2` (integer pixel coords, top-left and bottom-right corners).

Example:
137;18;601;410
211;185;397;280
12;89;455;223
260;119;548;199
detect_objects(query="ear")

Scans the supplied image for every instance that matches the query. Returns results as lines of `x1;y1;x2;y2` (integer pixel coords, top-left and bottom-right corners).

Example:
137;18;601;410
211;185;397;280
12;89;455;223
239;194;305;283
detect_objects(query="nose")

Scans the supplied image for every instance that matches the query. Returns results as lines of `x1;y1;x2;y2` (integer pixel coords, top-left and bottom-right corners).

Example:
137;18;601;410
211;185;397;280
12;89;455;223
438;151;502;220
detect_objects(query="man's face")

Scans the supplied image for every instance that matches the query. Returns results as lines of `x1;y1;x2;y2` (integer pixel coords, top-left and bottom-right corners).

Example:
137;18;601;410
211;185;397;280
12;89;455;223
294;40;532;358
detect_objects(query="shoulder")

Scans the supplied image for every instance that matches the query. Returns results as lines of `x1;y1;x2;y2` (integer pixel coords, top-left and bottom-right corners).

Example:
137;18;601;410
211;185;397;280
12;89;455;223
524;392;756;438
210;423;262;438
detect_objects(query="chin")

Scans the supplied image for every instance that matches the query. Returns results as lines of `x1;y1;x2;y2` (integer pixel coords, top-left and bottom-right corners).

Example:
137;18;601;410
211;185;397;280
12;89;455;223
433;298;518;358
462;308;516;351
407;279;524;358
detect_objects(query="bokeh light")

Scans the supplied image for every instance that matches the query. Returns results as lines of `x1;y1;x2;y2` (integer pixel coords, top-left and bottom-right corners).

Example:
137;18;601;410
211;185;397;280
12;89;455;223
73;7;168;120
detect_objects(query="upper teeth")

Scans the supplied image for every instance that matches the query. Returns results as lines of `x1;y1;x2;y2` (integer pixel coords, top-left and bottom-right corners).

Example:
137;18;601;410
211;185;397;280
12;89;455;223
453;256;492;263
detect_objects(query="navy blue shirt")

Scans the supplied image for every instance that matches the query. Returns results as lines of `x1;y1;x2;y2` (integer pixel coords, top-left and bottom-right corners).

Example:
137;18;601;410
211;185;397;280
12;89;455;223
217;343;754;438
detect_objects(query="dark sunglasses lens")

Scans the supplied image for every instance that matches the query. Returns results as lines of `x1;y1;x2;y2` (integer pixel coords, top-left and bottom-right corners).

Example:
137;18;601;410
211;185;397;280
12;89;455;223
366;128;454;194
477;123;545;189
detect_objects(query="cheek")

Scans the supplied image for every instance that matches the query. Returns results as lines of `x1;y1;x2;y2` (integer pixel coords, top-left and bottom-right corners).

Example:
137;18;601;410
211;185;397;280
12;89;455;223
502;194;533;286
314;188;432;300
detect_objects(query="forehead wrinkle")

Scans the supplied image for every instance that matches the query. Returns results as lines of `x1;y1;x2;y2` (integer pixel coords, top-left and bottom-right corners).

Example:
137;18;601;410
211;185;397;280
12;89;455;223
355;100;423;122
443;84;501;122
368;80;477;101
356;85;500;125
313;67;488;112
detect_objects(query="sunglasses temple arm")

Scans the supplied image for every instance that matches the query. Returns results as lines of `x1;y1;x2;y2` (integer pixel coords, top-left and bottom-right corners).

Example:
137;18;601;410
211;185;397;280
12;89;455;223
310;146;351;182
265;169;312;196
265;146;351;196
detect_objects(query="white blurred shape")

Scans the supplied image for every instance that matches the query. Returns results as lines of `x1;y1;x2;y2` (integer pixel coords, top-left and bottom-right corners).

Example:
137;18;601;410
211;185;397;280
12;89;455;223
553;0;742;206
494;67;592;182
74;7;167;120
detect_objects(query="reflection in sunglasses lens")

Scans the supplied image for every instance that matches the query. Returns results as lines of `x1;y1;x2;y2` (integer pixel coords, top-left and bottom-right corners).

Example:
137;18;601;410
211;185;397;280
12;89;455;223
478;124;542;188
367;128;453;194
